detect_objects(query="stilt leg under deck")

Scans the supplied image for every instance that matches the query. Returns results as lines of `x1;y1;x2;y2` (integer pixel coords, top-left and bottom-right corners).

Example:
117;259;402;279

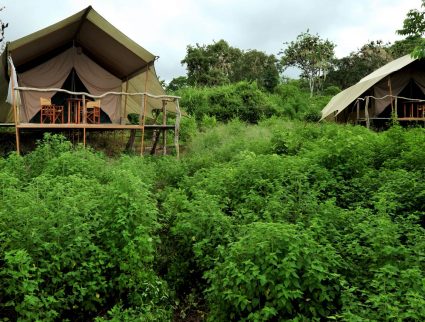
15;127;20;155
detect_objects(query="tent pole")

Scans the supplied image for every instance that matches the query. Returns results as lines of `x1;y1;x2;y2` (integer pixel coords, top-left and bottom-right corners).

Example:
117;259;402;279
140;65;149;156
162;100;167;155
123;79;129;125
10;61;20;155
365;96;370;129
82;94;86;124
174;99;181;159
140;94;145;156
388;76;394;113
394;97;398;120
356;100;360;124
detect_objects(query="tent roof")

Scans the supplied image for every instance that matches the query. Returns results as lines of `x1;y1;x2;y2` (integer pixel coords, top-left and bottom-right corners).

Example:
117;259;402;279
321;54;417;120
7;6;156;80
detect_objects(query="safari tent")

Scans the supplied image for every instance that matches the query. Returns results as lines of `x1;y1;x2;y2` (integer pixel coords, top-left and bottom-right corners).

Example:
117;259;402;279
321;54;425;126
0;6;180;155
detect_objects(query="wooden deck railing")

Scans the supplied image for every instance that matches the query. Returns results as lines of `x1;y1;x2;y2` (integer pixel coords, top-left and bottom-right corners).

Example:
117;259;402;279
11;87;181;157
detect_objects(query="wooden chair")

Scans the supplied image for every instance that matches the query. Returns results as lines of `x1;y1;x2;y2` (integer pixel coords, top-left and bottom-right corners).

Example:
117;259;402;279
40;97;64;124
86;100;101;124
417;104;425;118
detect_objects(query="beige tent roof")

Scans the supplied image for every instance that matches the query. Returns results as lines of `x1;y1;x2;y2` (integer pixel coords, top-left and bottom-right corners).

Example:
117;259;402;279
321;54;417;120
8;6;155;80
0;6;179;123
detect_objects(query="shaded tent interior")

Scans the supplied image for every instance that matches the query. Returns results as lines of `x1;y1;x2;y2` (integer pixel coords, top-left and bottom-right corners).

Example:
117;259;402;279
29;69;111;124
321;55;425;126
0;5;176;124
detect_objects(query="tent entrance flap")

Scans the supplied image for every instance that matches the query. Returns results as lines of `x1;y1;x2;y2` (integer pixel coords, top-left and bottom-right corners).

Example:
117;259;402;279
18;47;122;123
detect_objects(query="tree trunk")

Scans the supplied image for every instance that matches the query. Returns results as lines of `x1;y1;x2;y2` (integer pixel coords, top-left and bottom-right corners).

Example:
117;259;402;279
125;129;136;152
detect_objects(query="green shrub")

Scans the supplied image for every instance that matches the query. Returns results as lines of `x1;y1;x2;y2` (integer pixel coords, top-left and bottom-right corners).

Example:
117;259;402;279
177;81;278;123
0;136;170;321
205;222;342;321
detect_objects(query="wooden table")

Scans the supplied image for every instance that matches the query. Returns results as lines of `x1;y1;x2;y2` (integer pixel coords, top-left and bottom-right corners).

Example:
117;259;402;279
67;98;82;124
67;97;89;123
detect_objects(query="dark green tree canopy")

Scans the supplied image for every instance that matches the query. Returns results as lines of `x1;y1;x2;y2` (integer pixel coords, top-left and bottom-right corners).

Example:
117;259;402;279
327;40;393;89
181;40;242;87
397;0;425;58
181;39;279;91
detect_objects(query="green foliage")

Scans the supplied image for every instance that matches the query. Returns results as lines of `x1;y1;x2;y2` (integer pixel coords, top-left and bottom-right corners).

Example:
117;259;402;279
177;81;279;123
2;120;425;321
166;76;189;92
326;40;393;89
176;79;331;124
206;222;342;321
0;135;170;321
178;116;197;144
181;39;279;90
396;0;425;58
280;30;336;96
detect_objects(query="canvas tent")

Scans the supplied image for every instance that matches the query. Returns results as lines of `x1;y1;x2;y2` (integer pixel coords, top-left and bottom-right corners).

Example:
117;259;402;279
0;6;174;124
321;54;425;122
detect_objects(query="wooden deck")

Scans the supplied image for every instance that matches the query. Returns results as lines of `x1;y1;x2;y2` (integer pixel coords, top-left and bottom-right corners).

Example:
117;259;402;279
15;123;175;130
1;122;179;157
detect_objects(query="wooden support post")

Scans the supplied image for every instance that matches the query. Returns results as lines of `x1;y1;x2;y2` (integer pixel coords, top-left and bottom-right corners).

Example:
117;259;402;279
15;127;20;155
174;99;181;159
10;62;20;155
365;96;370;129
83;127;86;147
140;65;150;156
392;96;398;120
123;80;129;124
82;94;86;124
162;100;167;155
140;94;146;156
388;76;393;112
356;100;360;124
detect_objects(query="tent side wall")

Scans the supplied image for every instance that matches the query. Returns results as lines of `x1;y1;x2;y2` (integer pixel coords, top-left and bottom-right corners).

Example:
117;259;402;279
321;54;417;122
0;51;13;123
121;65;177;122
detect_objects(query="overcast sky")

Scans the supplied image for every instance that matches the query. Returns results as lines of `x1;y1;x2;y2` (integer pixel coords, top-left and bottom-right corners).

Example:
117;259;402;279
1;0;422;82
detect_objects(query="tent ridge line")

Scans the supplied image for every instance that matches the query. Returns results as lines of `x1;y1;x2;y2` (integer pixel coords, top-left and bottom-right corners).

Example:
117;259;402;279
73;6;92;42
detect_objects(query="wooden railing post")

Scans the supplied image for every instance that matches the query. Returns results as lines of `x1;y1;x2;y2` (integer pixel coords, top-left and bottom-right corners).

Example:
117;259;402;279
162;99;167;155
365;96;370;129
174;98;181;159
140;94;146;156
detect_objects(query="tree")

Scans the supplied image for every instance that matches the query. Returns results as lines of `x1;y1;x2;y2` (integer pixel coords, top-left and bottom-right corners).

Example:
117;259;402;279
230;49;280;92
181;40;242;87
181;40;280;91
326;40;393;89
397;0;425;58
389;37;422;58
280;30;335;96
166;76;189;92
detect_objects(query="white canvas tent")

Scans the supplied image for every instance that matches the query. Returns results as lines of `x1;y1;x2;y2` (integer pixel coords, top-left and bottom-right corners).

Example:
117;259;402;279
321;54;425;122
0;6;174;124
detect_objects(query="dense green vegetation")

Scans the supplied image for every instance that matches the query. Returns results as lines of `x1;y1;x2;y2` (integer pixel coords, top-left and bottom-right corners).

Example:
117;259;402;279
1;120;424;320
1;2;425;321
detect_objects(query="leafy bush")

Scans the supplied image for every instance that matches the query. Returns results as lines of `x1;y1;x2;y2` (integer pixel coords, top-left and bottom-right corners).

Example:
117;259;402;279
1;119;425;321
206;222;342;321
177;81;278;123
0;135;171;321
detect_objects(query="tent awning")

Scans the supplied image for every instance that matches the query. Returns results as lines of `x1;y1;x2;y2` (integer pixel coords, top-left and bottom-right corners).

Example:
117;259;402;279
7;6;156;80
321;54;417;120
